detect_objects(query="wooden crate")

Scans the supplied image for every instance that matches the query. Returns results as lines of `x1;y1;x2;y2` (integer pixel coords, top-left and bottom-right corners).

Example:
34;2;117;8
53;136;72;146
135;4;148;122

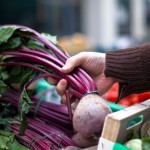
84;99;150;150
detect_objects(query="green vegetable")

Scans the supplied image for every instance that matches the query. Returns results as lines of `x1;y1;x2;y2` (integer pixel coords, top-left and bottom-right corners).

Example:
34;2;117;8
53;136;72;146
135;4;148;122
141;120;150;138
0;130;29;150
126;130;140;142
0;24;104;138
142;137;150;150
125;139;142;150
0;103;17;131
0;26;19;43
19;88;34;135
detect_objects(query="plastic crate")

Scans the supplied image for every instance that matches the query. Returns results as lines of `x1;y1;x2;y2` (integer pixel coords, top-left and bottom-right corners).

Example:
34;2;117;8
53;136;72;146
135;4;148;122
108;101;126;112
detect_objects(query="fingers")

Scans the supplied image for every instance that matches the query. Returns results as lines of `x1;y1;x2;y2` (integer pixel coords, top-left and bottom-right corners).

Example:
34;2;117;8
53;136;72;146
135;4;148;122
56;79;76;104
48;53;86;104
61;94;67;104
56;79;68;95
61;93;76;105
61;52;86;73
47;78;68;97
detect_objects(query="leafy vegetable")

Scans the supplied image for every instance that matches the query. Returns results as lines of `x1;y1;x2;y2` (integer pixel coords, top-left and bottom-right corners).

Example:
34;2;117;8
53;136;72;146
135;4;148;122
0;24;98;134
125;139;142;150
142;137;150;150
0;130;29;150
141;120;150;138
0;24;111;142
0;89;77;149
19;88;34;135
0;26;19;43
0;81;8;97
126;130;140;142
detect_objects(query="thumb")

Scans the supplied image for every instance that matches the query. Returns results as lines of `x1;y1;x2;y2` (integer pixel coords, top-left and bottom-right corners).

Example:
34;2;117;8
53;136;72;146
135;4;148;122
61;53;85;73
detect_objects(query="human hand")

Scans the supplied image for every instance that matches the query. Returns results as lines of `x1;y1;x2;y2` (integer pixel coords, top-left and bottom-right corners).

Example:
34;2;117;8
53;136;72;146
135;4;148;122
48;52;116;102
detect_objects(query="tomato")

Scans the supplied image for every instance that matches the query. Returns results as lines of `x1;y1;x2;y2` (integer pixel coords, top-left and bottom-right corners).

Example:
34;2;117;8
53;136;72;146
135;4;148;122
130;95;139;105
111;83;119;91
107;91;118;102
138;92;150;102
119;98;132;106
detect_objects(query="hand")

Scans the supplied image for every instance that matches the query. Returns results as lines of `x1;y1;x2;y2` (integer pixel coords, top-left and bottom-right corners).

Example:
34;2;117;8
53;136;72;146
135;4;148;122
48;52;116;102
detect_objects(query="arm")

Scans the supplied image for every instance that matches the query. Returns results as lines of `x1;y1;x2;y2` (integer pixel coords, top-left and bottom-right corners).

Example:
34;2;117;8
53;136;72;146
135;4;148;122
105;44;150;101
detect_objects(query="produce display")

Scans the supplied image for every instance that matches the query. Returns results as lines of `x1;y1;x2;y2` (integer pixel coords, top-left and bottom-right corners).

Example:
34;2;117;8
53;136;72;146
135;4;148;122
124;120;150;150
106;83;150;106
99;99;150;150
0;89;77;149
0;25;112;149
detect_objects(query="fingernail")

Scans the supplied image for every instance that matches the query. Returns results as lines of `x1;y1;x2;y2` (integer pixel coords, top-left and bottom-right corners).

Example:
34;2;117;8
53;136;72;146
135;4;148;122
62;65;69;70
60;79;67;86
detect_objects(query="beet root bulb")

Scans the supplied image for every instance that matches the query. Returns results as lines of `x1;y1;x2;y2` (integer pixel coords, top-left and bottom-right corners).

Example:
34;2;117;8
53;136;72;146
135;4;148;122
73;94;112;137
72;132;98;148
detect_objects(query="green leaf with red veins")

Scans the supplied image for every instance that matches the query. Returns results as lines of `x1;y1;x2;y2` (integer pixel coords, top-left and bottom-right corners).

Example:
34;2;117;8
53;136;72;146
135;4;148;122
19;88;34;135
0;25;19;43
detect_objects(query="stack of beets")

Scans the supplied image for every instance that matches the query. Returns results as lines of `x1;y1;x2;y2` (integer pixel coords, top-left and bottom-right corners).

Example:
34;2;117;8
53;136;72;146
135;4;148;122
0;25;112;149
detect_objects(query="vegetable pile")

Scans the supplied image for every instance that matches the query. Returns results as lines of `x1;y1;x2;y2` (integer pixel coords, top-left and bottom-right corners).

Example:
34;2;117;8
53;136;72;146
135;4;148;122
124;120;150;150
0;91;77;149
0;24;112;149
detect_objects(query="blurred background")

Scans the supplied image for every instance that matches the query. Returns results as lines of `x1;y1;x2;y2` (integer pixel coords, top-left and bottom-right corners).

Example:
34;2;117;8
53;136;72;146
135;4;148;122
1;0;150;55
0;0;150;105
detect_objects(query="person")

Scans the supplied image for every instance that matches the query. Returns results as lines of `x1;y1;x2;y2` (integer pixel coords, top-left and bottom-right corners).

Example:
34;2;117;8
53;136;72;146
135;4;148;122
48;44;150;102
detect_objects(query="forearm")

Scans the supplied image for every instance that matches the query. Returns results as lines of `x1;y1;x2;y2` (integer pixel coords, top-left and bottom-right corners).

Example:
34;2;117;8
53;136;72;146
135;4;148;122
105;44;150;100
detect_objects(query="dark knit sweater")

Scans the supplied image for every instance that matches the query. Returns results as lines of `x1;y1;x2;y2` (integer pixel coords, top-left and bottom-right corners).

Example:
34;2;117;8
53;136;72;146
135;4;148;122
105;44;150;101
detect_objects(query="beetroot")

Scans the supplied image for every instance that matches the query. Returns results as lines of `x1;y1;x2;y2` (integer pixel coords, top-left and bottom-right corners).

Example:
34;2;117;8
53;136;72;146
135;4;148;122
73;94;112;137
72;132;98;148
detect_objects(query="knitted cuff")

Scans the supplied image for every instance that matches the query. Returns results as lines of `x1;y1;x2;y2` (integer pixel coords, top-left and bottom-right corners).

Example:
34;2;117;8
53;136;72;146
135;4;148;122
105;45;150;100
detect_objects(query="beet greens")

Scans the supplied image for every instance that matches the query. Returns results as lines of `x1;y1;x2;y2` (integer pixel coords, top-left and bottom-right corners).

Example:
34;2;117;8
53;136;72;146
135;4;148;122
0;89;77;149
0;24;98;135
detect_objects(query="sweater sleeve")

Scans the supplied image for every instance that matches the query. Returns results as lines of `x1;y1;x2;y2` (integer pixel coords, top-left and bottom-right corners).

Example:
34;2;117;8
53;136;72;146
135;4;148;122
105;44;150;101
